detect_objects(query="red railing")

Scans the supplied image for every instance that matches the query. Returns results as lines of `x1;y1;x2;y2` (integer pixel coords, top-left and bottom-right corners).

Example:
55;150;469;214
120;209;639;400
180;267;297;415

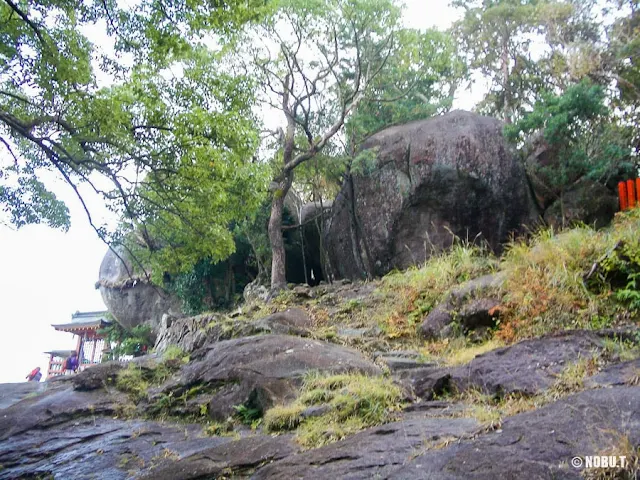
618;179;640;210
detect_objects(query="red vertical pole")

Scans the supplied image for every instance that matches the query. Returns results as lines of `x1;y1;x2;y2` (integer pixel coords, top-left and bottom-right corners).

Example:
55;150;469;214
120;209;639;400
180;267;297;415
636;178;640;207
619;181;628;210
627;179;636;209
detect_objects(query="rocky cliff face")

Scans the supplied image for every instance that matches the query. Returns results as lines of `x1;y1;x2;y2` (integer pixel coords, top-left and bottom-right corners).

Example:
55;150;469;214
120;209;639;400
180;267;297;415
1;324;638;479
97;247;183;334
326;110;537;279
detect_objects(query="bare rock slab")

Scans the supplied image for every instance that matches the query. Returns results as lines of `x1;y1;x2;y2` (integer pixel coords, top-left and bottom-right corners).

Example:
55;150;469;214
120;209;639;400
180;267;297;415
403;330;608;399
252;417;481;479
393;386;640;479
171;335;381;420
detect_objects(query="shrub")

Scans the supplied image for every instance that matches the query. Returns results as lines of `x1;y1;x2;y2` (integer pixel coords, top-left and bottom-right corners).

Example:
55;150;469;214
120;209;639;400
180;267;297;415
497;211;640;340
378;241;497;338
115;364;149;403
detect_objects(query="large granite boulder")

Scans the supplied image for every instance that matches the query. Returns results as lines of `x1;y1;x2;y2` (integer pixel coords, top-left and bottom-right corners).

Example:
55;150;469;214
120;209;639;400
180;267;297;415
97;247;183;334
326;111;537;279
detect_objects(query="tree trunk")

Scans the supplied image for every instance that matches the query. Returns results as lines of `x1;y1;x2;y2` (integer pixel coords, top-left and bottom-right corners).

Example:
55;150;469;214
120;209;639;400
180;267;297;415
268;173;293;291
501;30;512;124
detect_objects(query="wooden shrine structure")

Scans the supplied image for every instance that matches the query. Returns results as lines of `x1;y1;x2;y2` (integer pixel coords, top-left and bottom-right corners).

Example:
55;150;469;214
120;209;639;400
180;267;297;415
46;311;111;378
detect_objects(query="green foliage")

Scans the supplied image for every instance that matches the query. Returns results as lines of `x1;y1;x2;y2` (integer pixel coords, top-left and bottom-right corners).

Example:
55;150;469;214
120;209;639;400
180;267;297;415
346;28;465;148
203;421;234;437
377;241;497;339
451;0;602;121
115;364;149;403
0;171;70;230
1;0;268;282
233;403;263;425
263;372;402;448
505;80;634;197
100;323;153;360
162;345;188;363
596;211;640;311
496;210;640;340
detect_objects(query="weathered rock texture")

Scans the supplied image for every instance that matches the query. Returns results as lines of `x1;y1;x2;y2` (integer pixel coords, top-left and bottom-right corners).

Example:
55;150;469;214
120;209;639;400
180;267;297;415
0;382;44;410
419;272;505;340
403;330;610;400
395;386;640;479
161;335;381;420
543;179;619;229
326;111;537;279
0;378;295;480
255;386;640;479
253;417;481;479
1;326;638;479
154;309;314;354
97;247;183;334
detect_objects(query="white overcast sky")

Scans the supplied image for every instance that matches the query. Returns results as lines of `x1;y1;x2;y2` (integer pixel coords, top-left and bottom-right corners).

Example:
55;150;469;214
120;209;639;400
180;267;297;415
0;0;472;383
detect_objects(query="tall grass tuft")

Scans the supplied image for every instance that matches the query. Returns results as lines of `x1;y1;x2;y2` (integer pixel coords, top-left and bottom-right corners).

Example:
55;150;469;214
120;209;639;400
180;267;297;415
263;372;403;449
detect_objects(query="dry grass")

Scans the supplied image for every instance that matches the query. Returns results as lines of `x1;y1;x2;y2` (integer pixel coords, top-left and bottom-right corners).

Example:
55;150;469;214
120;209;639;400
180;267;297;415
376;242;497;339
441;338;504;366
582;432;640;480
444;356;602;429
497;210;640;341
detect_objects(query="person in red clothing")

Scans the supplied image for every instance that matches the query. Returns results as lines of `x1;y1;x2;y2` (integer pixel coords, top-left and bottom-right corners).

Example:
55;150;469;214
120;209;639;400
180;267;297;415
26;367;42;382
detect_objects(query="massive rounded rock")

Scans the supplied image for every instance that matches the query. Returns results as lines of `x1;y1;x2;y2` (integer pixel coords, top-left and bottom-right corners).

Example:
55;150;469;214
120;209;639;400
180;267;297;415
326;111;537;279
97;248;182;334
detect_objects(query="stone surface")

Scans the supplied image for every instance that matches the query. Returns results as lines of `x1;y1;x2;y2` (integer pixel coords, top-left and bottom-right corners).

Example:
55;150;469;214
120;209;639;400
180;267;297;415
588;358;640;388
252;417;481;479
155;309;317;354
544;179;618;229
97;247;183;334
154;314;209;354
374;350;434;372
164;335;381;421
243;279;270;304
254;387;639;479
393;387;640;479
0;380;294;480
253;308;313;336
0;382;45;410
71;362;124;391
404;330;607;399
138;435;297;480
326;111;537;279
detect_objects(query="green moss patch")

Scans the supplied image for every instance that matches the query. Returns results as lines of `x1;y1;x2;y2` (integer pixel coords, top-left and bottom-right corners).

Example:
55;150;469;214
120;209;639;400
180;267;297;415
264;372;403;449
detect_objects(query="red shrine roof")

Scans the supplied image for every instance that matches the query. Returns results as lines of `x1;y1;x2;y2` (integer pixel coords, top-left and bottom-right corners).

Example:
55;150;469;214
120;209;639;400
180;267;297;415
52;311;111;333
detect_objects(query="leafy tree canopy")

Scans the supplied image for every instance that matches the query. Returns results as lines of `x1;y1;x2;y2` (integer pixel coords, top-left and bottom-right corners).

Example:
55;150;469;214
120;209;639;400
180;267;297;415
0;0;269;278
505;81;636;193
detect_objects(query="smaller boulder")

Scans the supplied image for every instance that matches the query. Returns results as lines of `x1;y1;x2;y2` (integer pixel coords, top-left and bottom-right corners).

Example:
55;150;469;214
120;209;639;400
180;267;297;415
253;308;313;336
543;180;618;229
72;362;124;391
171;335;381;421
419;273;505;340
243;279;270;304
154;315;208;354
